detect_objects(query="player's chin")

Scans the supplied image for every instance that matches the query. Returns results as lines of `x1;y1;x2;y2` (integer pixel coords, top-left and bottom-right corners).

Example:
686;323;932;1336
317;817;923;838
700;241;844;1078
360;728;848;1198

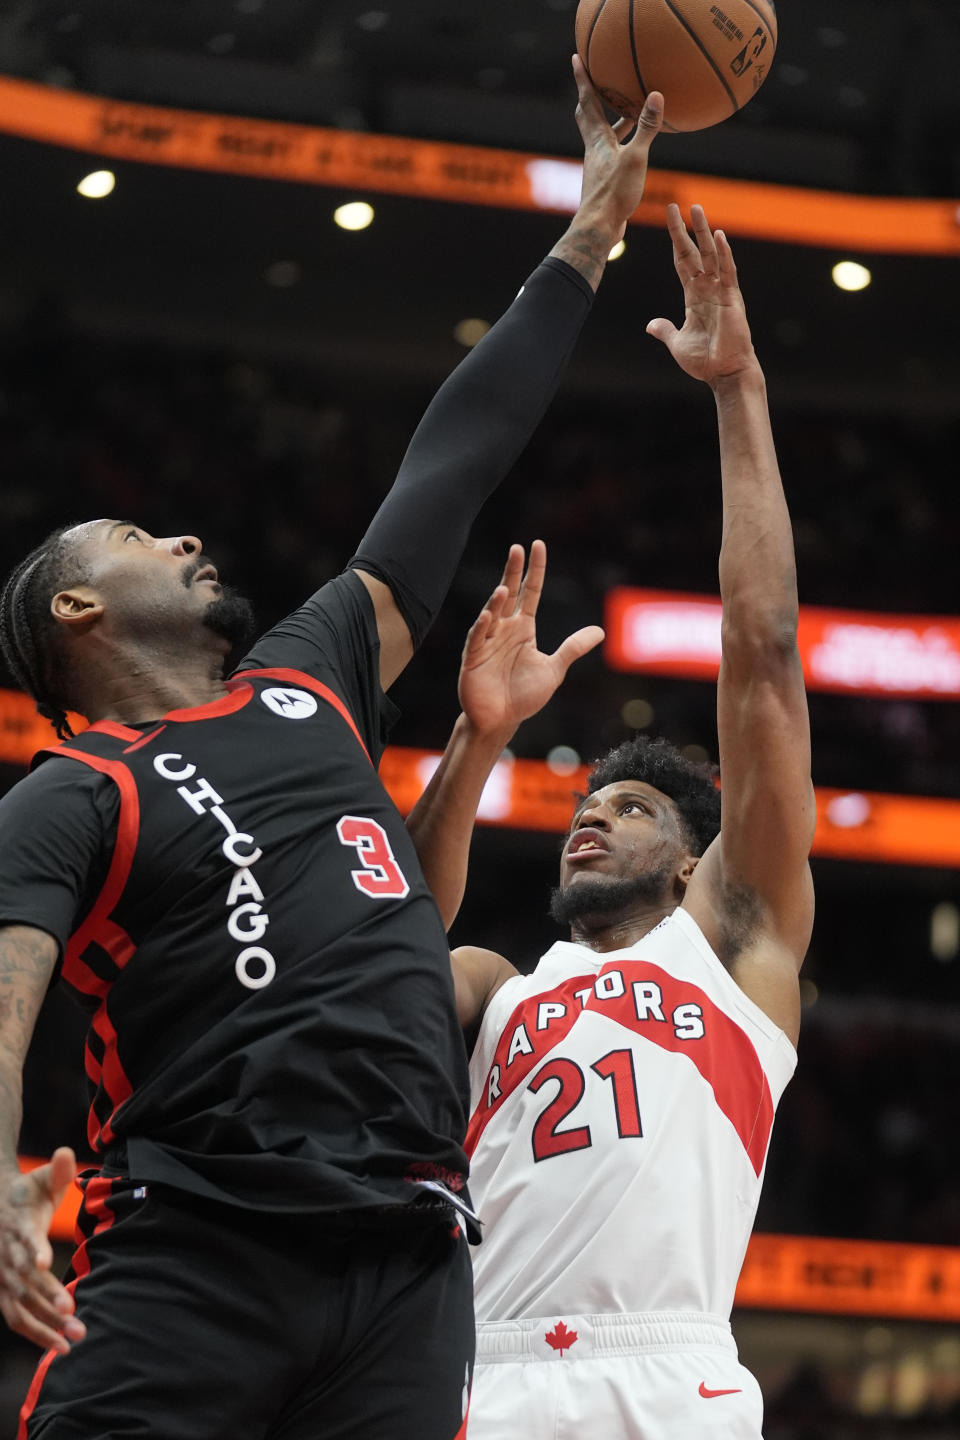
562;855;612;884
201;587;257;648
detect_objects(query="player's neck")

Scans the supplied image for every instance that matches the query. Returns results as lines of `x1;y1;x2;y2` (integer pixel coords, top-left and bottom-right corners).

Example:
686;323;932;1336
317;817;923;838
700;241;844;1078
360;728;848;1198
569;902;676;954
81;646;229;727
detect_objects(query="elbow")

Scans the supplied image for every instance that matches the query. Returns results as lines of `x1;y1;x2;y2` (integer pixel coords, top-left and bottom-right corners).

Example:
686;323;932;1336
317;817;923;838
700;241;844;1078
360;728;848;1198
721;611;800;672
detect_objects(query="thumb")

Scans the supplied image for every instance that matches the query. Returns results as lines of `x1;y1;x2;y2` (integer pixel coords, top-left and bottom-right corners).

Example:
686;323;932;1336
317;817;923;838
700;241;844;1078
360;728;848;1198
551;625;605;678
30;1147;76;1268
646;317;677;347
46;1147;78;1209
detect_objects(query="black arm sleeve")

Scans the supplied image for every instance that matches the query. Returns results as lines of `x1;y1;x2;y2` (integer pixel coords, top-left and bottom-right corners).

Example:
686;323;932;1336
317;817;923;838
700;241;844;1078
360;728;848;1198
348;256;594;647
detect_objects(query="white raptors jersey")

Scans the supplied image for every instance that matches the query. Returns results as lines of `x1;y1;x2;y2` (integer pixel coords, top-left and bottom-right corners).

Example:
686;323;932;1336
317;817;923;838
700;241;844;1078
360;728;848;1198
467;906;797;1323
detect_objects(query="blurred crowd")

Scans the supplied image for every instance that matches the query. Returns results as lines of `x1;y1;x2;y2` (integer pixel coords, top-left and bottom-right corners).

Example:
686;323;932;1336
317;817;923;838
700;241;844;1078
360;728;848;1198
2;319;958;795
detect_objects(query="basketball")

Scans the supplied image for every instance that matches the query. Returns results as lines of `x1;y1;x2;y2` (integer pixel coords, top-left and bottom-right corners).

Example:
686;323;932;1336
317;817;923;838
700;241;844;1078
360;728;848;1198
575;0;777;133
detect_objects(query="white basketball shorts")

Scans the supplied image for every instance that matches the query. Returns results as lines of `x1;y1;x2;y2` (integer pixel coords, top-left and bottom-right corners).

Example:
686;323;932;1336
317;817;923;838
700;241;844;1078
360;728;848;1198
467;1311;764;1439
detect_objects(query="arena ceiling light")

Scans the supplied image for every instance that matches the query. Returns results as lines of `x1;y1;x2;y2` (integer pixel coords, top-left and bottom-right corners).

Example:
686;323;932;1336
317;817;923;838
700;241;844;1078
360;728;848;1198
608;239;626;261
831;260;872;291
333;201;375;231
453;318;490;348
76;169;115;199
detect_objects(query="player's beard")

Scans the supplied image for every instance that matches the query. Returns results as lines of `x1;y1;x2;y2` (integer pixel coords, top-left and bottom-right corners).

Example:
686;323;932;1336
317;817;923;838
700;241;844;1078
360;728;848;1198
201;585;256;649
549;867;672;929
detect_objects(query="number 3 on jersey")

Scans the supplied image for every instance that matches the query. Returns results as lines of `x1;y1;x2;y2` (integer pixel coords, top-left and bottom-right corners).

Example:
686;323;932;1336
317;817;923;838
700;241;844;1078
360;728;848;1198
529;1049;643;1162
336;816;410;900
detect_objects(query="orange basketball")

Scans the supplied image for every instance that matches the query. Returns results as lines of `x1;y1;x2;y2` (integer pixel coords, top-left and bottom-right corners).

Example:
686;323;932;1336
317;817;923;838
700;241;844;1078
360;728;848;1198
575;0;777;133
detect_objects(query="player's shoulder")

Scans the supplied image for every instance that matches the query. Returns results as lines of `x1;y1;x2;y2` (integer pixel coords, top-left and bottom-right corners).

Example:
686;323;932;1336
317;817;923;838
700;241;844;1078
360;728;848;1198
236;569;374;672
11;747;110;794
0;748;113;822
451;945;520;1022
452;944;515;975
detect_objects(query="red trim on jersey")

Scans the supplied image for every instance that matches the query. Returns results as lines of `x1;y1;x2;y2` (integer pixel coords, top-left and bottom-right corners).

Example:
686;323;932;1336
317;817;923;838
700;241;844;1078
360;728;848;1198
17;1176;118;1440
161;679;252;723
122;723;168;754
234;667;372;764
89;1006;129;1148
83;681;252;737
467;959;775;1177
39;747;141;1150
86;719;142;742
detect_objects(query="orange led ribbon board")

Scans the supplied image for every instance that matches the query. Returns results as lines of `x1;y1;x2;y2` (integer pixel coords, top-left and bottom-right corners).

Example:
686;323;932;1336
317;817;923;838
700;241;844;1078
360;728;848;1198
380;745;960;870
606;588;960;701
736;1233;960;1323
0;75;957;254
1;692;958;868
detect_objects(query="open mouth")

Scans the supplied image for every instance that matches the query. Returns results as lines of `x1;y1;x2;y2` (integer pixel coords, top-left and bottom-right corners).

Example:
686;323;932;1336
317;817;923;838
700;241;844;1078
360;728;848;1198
566;828;610;861
194;564;220;585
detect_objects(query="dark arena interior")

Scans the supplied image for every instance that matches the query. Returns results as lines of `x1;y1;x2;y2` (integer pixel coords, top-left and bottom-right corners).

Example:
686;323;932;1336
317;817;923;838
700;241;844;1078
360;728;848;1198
1;2;959;1434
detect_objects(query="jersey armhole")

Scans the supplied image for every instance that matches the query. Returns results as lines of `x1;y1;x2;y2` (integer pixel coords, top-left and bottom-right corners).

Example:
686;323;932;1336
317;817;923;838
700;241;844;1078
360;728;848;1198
472;971;525;1065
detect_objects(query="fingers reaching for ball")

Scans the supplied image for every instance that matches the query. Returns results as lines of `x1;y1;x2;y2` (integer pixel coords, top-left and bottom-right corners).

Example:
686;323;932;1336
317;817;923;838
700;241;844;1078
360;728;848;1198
648;204;757;385
666;202;731;279
573;53;663;145
665;202;704;278
689;205;720;275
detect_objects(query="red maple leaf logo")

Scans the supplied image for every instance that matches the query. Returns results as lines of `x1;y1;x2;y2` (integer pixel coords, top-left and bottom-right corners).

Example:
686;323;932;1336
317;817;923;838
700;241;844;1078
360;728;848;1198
544;1320;579;1355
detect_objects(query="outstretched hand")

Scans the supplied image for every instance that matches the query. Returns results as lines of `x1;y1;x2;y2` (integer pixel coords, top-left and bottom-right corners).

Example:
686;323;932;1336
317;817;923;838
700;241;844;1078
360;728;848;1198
459;541;604;739
573;54;663;240
646;204;758;385
0;1147;86;1352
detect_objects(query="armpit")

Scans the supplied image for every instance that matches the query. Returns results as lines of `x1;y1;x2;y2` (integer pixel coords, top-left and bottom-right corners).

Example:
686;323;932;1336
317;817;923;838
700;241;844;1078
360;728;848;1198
716;879;767;967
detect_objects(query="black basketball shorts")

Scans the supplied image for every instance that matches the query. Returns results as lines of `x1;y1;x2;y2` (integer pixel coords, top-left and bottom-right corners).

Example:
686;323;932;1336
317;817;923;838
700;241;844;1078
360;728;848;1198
19;1174;474;1440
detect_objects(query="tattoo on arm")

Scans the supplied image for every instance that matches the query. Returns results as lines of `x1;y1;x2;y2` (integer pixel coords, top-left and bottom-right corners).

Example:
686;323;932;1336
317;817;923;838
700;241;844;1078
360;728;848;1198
549;226;612;292
0;928;58;1171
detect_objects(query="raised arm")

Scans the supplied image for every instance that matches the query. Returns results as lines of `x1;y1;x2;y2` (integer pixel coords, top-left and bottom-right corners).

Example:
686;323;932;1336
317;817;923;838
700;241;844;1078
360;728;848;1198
647;206;815;1040
352;61;663;689
407;542;603;1025
0;924;86;1352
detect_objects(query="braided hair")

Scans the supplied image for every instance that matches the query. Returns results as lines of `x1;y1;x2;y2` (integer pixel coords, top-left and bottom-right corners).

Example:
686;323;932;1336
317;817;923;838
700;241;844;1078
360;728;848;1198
0;524;90;740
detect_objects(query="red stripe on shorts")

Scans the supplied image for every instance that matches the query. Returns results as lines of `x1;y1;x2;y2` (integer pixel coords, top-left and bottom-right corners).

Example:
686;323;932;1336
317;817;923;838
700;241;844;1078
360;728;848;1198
17;1176;119;1439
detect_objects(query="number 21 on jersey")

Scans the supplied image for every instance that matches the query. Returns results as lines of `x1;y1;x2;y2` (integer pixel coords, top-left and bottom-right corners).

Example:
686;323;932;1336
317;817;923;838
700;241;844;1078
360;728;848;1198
528;1049;642;1162
336;815;410;899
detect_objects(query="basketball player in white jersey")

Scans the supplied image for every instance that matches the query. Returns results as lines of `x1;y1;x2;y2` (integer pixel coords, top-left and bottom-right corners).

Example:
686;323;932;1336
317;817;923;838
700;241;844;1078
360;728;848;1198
409;203;815;1438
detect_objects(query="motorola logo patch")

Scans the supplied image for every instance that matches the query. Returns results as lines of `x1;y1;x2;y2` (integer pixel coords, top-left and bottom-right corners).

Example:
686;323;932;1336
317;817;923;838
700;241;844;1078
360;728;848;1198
259;687;319;720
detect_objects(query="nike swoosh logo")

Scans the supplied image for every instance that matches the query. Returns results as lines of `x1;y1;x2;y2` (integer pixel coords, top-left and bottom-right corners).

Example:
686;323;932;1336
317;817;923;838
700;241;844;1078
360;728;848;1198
699;1383;743;1399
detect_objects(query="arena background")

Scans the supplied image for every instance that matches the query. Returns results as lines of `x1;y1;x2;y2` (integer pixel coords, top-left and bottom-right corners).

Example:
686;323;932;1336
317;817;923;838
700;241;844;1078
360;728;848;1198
1;2;959;1433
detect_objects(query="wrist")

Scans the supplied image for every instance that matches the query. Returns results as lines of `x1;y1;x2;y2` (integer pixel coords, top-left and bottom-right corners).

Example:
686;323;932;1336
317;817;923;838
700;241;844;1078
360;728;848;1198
456;710;516;755
710;358;766;401
571;197;626;242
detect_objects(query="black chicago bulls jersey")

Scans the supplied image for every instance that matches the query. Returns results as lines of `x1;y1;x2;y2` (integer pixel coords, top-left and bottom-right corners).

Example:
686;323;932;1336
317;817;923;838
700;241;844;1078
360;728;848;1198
0;573;469;1214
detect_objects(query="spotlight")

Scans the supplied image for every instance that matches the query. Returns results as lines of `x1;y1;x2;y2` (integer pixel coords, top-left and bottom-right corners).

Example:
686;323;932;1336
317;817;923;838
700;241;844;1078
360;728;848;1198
334;202;374;232
832;261;871;292
77;170;115;199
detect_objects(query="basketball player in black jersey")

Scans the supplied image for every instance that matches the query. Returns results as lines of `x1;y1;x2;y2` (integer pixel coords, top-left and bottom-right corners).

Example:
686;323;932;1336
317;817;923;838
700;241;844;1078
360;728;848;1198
0;64;662;1440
